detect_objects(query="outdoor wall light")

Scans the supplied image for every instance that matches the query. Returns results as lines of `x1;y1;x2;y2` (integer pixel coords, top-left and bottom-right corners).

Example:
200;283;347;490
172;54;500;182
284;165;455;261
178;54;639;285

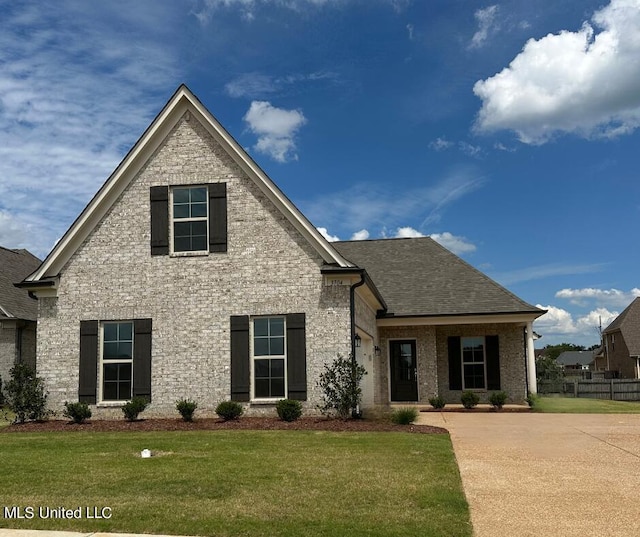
374;345;381;356
354;334;362;348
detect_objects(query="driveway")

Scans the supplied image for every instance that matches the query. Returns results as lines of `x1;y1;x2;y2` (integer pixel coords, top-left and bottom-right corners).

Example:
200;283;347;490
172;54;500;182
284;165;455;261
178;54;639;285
416;412;640;537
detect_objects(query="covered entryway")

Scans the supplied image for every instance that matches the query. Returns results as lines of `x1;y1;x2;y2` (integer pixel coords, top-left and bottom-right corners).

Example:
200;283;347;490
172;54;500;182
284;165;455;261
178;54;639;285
389;339;418;401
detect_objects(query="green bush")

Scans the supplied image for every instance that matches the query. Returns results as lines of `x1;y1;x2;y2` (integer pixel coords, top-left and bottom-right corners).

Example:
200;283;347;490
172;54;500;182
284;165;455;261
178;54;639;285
460;390;480;409
489;391;508;410
317;353;367;419
428;395;445;409
391;407;418;425
122;396;149;421
5;363;50;423
0;374;5;406
215;401;244;421
276;399;303;422
63;401;92;424
176;398;198;422
526;393;538;408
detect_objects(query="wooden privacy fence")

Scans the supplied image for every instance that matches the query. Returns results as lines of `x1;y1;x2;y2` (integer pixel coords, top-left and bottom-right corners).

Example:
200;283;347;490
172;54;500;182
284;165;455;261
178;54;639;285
538;379;640;401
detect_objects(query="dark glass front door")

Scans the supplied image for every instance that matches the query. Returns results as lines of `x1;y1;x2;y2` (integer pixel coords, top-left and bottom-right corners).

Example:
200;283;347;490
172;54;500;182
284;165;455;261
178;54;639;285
390;340;418;401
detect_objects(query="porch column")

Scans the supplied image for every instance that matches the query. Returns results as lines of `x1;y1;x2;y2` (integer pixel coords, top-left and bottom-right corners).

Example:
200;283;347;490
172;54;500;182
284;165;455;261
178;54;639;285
526;321;537;394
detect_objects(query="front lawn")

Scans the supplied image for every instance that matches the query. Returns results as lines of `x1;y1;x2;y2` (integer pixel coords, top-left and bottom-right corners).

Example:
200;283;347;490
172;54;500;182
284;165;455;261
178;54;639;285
533;396;640;413
0;429;470;537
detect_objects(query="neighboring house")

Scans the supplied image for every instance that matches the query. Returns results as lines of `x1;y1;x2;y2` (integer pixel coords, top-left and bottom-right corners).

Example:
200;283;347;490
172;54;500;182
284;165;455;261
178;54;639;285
602;297;640;379
556;351;594;373
18;85;544;417
0;247;41;384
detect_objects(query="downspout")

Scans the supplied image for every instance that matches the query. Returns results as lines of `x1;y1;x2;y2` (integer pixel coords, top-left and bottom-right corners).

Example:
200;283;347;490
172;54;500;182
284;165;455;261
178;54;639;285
350;273;366;417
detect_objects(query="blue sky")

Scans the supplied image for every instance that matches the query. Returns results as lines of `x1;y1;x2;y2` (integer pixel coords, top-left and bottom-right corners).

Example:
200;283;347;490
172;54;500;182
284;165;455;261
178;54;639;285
1;0;639;347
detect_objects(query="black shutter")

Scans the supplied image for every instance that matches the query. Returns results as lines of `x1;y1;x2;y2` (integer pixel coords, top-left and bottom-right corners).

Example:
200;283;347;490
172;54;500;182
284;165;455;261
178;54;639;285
485;335;501;390
133;319;153;401
286;313;307;401
150;186;169;256
448;336;462;391
209;183;227;253
79;320;99;404
230;315;250;401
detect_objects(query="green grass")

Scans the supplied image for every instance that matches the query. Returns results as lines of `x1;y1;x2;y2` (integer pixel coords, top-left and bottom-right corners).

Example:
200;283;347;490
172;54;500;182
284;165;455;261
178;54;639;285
533;396;640;413
0;430;471;537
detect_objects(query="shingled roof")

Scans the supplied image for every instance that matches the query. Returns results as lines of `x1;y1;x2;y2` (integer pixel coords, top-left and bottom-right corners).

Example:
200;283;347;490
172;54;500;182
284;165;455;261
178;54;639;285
333;237;543;318
0;247;41;321
603;297;640;356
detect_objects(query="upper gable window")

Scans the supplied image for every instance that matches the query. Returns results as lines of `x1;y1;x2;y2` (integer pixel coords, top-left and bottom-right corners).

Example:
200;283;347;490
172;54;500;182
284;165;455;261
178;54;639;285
171;186;208;253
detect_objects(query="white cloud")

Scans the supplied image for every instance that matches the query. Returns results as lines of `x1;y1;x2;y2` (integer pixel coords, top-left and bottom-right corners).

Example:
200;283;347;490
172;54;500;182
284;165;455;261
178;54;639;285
351;229;370;241
317;227;340;242
534;305;618;343
225;71;338;99
429;137;454;151
458;141;482;157
395;227;424;238
493;263;607;286
555;287;640;308
243;101;307;162
0;3;180;258
406;23;415;41
474;0;640;143
469;5;499;49
429;232;477;255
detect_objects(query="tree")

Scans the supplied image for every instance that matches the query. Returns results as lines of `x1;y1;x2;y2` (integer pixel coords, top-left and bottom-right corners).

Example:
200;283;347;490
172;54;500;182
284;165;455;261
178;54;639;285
541;343;585;362
536;354;563;382
317;354;366;419
5;363;50;423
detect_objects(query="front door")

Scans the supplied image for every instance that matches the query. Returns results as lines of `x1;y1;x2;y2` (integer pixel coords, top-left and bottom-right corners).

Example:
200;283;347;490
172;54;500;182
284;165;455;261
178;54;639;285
390;340;418;401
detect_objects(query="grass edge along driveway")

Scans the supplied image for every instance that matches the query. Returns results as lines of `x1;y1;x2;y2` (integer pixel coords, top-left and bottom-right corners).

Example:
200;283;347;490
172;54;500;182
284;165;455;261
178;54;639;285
0;429;471;537
533;396;640;413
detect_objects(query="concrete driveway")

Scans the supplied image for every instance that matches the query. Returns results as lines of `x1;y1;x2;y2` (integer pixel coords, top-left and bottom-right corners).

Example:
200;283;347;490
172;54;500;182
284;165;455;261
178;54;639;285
416;412;640;537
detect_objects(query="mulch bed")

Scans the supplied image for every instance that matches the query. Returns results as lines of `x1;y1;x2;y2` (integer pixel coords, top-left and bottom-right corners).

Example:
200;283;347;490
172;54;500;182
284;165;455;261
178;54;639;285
1;417;447;434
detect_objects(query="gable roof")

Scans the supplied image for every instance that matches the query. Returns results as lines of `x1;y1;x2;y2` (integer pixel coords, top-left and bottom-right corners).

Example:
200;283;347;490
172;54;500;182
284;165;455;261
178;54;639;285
556;350;595;366
23;84;353;284
0;247;41;321
333;237;544;319
603;297;640;356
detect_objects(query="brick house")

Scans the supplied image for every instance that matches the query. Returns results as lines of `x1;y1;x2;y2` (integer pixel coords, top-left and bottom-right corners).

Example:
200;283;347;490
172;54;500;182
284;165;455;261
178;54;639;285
18;85;544;417
0;247;41;384
601;297;640;379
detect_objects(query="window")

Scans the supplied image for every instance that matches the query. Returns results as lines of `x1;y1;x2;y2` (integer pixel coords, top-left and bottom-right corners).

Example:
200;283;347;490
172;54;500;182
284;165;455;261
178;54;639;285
252;317;286;399
101;322;134;401
172;186;208;252
461;336;486;390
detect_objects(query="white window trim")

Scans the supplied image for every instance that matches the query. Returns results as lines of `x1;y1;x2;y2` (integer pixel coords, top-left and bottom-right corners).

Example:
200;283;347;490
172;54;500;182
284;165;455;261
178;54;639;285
250;316;287;402
98;321;134;404
169;185;209;256
461;336;487;391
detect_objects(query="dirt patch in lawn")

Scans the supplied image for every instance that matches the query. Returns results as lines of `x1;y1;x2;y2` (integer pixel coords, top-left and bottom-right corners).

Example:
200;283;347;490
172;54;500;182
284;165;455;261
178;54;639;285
1;416;447;434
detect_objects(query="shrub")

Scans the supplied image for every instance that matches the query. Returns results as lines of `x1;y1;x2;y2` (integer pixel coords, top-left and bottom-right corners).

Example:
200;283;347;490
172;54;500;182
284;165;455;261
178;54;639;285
63;401;92;424
5;363;50;423
176;398;198;422
428;395;445;409
122;396;149;421
460;390;480;409
317;353;367;419
489;391;508;410
0;374;5;407
391;407;418;425
215;401;244;421
526;393;538;408
276;399;303;422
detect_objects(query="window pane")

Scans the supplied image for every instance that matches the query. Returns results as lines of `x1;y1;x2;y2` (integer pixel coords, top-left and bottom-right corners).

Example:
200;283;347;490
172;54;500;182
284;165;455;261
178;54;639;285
119;363;132;381
174;237;191;252
271;358;285;378
119;323;132;341
270;318;284;336
191;221;207;235
255;359;269;378
254;338;269;356
192;236;207;251
174;222;191;237
255;379;270;398
104;363;118;381
173;188;190;203
270;337;284;356
464;364;485;390
115;342;131;359
190;187;207;202
191;202;207;218
119;381;132;400
173;204;190;219
103;382;118;401
103;342;117;360
254;318;269;337
271;378;285;397
104;324;118;342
